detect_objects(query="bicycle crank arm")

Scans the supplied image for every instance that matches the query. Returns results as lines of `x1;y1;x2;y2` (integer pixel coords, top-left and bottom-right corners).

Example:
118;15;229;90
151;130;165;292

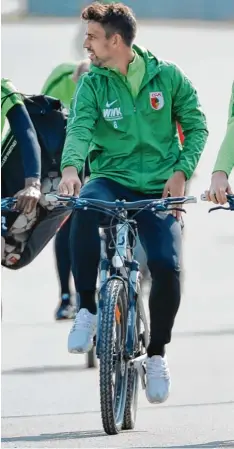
131;353;147;364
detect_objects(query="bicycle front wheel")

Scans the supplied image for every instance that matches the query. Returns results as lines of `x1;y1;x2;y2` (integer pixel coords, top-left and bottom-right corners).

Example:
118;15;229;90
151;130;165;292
99;278;128;435
122;279;142;430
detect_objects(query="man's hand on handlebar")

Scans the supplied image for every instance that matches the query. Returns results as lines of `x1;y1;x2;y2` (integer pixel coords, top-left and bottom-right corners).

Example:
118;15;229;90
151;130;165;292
205;171;233;205
162;171;186;219
59;166;81;196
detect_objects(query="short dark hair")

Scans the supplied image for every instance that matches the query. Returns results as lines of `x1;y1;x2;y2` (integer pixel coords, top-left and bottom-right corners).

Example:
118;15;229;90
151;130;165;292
81;2;137;47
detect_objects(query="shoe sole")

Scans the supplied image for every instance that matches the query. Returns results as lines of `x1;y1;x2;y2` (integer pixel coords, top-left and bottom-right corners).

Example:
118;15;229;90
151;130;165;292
145;391;169;404
68;342;94;354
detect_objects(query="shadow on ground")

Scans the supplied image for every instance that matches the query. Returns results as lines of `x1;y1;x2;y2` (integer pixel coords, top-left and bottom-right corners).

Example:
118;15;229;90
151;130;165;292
1;430;146;443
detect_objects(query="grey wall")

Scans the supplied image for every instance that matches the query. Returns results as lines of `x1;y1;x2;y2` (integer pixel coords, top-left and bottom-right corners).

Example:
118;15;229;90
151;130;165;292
27;0;234;20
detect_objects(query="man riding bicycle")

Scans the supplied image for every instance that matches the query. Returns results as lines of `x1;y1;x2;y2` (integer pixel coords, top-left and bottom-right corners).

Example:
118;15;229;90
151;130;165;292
41;57;184;320
59;2;208;404
206;81;234;204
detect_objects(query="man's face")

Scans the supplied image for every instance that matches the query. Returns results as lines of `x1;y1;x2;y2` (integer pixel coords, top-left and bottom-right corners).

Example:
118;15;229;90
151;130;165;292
84;21;116;67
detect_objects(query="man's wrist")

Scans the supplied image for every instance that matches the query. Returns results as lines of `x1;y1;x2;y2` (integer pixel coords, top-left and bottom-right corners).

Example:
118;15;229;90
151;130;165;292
174;170;186;181
212;170;228;179
62;165;79;175
25;177;41;189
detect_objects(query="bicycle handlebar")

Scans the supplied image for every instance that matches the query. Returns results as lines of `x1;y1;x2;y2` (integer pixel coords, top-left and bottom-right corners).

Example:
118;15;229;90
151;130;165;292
200;193;234;212
200;193;234;202
45;194;197;212
1;197;17;212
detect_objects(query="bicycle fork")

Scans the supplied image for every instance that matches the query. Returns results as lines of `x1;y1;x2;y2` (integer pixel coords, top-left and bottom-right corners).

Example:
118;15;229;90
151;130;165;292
96;220;148;389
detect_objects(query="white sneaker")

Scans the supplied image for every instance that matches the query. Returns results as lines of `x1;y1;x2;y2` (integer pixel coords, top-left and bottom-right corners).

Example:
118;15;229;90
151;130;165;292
68;308;97;354
146;355;171;404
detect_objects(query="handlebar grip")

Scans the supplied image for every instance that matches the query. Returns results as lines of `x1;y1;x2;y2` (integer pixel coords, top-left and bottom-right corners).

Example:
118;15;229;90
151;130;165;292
45;193;59;202
184;196;197;204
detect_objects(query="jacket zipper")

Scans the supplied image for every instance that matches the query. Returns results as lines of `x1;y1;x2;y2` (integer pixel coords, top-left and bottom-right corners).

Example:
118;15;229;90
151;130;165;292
117;78;143;190
114;72;159;191
133;102;144;191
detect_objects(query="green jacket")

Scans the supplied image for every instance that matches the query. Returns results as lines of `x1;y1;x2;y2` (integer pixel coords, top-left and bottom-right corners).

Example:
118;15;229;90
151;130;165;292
61;45;208;193
41;63;77;109
213;81;234;176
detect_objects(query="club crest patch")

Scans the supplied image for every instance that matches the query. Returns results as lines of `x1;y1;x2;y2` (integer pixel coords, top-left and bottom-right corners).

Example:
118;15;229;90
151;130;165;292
150;92;164;110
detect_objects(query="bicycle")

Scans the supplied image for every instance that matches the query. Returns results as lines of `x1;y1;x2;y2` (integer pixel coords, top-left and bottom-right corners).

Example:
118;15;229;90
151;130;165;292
46;193;197;435
200;193;234;211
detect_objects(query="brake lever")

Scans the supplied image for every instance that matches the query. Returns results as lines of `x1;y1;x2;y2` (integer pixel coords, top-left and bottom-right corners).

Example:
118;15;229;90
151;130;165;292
168;207;187;214
208;205;231;213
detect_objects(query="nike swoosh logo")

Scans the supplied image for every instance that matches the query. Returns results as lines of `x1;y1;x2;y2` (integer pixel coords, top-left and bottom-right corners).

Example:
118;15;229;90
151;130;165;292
106;100;118;108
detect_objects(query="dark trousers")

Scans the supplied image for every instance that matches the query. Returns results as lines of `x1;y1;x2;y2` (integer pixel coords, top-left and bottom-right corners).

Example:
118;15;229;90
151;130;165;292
54;215;72;296
70;177;182;356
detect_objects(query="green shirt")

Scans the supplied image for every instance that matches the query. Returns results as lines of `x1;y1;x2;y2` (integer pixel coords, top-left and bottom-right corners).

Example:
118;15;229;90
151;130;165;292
1;78;23;134
61;45;208;192
213;81;234;176
41;63;77;109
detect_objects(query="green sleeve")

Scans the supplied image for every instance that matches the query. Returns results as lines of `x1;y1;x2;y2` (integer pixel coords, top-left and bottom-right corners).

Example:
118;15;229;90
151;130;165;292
41;63;75;94
61;74;98;173
171;65;209;180
213;82;234;176
1;78;23;124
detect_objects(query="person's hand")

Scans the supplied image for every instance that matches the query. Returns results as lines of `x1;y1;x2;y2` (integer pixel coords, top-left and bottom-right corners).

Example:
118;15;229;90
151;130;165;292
205;171;232;205
14;179;41;214
162;171;186;219
58;166;81;196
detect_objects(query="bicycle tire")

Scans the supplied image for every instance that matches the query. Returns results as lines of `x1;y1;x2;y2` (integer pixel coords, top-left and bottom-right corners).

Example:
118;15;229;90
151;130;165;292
122;283;142;430
99;278;128;435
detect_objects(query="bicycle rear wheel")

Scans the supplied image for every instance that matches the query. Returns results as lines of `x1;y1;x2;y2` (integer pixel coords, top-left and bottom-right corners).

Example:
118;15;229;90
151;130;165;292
99;278;128;435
